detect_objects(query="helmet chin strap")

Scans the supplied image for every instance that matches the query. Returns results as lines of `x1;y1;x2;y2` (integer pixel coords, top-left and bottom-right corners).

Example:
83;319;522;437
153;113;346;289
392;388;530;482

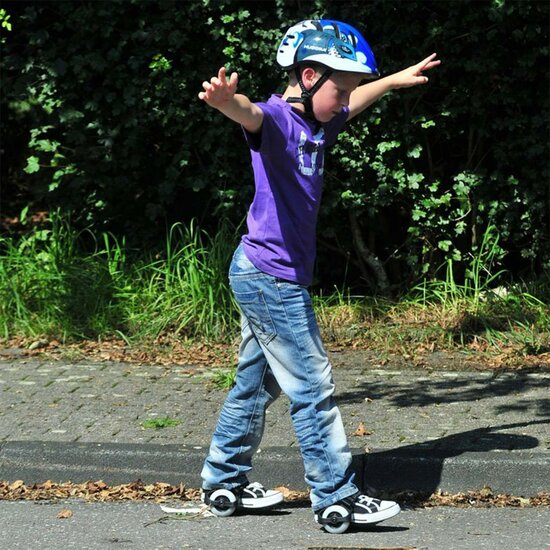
286;67;333;121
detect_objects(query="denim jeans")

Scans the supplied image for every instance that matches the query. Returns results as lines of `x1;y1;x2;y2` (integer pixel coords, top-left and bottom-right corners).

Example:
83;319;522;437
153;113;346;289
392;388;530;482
201;244;358;510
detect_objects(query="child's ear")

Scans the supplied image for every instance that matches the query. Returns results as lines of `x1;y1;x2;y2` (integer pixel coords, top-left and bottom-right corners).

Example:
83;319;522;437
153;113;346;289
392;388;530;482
301;67;318;89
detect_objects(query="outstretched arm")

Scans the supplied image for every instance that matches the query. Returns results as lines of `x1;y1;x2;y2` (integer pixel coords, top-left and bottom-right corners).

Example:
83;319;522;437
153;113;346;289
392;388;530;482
348;53;441;121
199;67;264;133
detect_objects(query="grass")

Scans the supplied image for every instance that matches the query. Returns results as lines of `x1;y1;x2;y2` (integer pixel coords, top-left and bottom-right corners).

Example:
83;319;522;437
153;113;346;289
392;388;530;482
120;220;238;340
0;217;547;368
0;218;124;339
311;226;548;364
208;367;238;390
0;215;239;342
141;417;181;429
314;229;548;363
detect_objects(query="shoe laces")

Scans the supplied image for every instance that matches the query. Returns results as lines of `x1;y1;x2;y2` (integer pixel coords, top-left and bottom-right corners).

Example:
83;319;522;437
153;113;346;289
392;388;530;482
356;494;378;505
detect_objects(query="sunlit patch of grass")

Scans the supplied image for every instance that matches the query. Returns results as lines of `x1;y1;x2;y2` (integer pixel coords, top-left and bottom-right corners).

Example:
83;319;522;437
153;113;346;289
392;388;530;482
0;215;240;343
0;214;126;340
208;367;238;390
141;417;181;429
122;220;239;341
313;256;548;365
313;290;367;343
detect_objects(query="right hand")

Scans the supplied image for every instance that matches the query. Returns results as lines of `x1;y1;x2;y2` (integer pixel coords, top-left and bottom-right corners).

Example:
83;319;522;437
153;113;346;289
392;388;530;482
198;67;239;109
388;53;441;89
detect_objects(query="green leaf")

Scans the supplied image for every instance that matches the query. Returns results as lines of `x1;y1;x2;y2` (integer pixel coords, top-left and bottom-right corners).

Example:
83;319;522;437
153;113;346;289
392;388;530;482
24;156;40;174
377;140;401;154
438;240;452;252
20;206;29;224
407;145;423;158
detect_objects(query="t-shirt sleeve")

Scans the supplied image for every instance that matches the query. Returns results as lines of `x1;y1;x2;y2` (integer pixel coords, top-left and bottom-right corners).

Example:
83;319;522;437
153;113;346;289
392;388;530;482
242;102;289;153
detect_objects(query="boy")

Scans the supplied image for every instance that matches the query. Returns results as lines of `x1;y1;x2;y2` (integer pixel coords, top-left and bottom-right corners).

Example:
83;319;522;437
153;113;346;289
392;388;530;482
198;19;440;532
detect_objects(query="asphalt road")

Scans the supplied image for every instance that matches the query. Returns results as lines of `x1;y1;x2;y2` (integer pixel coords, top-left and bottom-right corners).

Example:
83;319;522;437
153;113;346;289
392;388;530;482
1;500;549;550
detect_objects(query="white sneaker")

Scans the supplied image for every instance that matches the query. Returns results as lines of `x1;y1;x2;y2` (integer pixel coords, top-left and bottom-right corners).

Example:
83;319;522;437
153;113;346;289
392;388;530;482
239;482;284;509
201;482;283;516
315;492;401;533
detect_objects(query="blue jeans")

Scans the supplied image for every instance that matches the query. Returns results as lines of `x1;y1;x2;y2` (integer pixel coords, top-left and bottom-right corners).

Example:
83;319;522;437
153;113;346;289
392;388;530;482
201;245;358;510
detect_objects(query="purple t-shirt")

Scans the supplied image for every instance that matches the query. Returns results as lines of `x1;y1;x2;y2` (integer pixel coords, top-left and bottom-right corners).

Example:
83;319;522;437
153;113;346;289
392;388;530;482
241;94;348;285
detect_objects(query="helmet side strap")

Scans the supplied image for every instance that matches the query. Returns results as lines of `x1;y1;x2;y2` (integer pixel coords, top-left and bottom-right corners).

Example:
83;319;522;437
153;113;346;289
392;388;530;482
285;67;333;119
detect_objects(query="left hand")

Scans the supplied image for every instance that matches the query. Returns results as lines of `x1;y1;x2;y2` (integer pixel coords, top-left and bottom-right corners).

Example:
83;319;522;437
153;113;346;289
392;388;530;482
391;53;441;89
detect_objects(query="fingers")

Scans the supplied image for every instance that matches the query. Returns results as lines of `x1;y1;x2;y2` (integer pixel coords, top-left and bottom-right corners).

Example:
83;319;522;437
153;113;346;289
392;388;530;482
408;53;440;87
417;53;441;72
219;68;238;91
228;71;238;90
198;67;226;102
210;66;228;88
423;52;438;63
199;79;214;100
198;67;238;102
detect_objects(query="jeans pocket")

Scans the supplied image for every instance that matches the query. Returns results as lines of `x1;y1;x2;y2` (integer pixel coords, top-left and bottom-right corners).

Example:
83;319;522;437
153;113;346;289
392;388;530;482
233;289;277;345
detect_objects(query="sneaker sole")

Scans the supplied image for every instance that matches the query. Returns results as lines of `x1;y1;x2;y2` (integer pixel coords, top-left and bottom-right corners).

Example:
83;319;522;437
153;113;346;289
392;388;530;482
352;502;401;524
241;492;284;509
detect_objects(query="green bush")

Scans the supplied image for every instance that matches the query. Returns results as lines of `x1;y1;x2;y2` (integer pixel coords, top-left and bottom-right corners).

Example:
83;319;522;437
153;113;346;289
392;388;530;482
1;0;548;293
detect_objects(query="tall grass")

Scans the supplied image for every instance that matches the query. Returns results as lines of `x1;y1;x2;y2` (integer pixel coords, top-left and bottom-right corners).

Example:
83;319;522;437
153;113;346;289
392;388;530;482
0;216;239;342
1;218;547;360
405;224;549;352
0;217;123;339
124;220;238;339
312;225;548;357
411;224;507;310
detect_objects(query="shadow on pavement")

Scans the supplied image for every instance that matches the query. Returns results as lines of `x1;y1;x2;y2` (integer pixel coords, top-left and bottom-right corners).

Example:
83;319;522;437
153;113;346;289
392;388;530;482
337;371;550;415
358;420;548;495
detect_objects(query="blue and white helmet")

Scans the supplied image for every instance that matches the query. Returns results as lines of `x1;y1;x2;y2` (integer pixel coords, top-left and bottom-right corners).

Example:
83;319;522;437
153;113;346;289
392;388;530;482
277;19;379;78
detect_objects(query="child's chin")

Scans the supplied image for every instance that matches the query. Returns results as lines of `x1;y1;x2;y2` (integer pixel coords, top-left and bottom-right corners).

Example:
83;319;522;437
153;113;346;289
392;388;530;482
317;113;336;123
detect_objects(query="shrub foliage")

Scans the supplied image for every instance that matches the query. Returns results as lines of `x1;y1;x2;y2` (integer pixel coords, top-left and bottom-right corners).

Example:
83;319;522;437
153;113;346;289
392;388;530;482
1;0;548;292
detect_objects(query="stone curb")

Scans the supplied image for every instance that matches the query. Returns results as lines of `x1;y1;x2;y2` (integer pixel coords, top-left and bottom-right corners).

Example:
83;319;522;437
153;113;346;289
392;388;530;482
1;441;548;496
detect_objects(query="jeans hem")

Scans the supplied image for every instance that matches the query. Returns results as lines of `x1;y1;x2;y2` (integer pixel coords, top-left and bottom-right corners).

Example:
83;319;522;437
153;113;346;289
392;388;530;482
201;480;248;491
311;485;359;512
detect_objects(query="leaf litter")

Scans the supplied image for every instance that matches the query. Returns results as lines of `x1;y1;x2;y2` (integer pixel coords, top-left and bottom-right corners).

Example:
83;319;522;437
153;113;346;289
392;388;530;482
2;334;548;372
0;479;199;502
1;480;548;509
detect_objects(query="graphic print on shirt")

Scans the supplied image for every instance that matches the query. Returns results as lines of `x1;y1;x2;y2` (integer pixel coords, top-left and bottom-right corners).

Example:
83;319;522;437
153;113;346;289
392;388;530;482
297;128;325;176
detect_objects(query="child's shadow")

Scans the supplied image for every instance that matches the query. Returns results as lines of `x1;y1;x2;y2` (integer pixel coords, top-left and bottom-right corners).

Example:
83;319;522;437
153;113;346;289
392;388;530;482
354;419;547;495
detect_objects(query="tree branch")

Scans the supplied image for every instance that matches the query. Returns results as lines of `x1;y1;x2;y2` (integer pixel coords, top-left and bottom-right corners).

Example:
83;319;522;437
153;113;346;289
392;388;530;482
348;209;391;296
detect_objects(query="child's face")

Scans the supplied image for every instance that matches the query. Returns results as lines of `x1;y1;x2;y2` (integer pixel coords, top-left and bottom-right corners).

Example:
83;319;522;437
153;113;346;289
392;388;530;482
311;72;363;123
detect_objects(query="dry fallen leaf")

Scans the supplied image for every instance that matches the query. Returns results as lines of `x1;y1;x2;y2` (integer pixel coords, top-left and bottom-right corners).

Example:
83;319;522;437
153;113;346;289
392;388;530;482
273;486;308;502
9;480;24;491
352;422;373;437
86;481;108;493
273;486;292;499
57;509;73;519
